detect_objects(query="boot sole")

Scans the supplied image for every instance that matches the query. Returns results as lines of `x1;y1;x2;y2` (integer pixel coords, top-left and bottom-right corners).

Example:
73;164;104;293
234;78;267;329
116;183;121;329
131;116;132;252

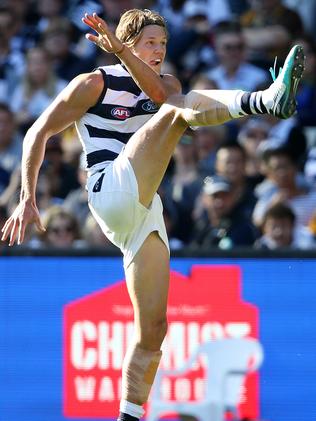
279;45;305;119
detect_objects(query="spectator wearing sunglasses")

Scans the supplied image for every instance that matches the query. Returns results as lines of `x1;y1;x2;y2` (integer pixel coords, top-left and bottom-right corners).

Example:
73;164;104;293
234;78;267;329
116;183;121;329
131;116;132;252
38;205;82;248
205;20;269;92
207;22;268;91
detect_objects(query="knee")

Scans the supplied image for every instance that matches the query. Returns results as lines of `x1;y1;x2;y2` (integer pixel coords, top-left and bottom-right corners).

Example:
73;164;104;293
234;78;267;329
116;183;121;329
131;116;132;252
183;89;203;110
139;317;168;350
159;97;187;125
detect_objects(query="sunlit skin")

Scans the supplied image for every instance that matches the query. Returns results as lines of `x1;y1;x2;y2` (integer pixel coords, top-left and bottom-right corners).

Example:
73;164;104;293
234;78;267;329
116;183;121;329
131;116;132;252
82;13;167;75
130;25;167;75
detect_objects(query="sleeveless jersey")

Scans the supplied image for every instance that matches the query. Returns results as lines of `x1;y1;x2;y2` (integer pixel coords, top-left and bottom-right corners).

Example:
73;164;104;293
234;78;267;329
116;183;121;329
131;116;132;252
75;64;160;171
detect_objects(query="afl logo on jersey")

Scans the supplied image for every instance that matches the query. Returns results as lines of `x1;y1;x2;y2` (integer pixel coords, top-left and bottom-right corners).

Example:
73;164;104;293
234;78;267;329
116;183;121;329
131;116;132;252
142;100;159;113
111;107;131;120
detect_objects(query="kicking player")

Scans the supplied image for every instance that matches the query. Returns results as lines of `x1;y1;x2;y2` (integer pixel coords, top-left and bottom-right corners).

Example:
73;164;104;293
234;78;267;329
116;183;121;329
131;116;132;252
1;9;305;421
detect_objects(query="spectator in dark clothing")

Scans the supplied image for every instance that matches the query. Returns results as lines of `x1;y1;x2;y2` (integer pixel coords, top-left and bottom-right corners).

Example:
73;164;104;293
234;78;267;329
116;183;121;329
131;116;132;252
292;34;316;127
215;141;257;219
63;152;89;226
0;103;22;194
42;135;80;200
191;175;257;249
0;6;25;103
162;132;203;243
41;17;94;81
0;204;7;252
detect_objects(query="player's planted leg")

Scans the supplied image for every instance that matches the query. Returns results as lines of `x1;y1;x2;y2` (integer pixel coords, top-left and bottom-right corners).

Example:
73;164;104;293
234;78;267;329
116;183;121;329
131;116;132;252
117;233;169;421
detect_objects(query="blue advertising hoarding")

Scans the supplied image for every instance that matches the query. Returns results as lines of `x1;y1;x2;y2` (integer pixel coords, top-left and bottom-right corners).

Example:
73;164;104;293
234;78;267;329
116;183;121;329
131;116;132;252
1;255;316;421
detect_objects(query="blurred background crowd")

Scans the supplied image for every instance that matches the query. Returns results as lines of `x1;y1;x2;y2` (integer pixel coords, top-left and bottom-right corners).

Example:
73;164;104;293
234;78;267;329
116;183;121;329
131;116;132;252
1;0;316;252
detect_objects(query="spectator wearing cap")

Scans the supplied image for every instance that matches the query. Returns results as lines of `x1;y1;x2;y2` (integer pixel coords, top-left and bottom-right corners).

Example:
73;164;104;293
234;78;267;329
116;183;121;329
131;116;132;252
206;21;269;92
255;202;315;250
190;175;257;249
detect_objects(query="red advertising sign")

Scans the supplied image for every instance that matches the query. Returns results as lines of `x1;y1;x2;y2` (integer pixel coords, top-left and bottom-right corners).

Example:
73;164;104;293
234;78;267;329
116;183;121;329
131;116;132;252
63;265;259;418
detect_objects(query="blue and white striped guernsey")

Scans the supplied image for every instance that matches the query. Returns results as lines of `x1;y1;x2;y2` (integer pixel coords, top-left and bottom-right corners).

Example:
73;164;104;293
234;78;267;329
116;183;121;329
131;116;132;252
75;64;160;171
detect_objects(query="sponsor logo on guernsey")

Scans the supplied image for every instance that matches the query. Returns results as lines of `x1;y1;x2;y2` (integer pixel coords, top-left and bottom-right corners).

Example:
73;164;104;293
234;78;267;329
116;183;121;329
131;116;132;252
142;100;159;113
111;107;131;120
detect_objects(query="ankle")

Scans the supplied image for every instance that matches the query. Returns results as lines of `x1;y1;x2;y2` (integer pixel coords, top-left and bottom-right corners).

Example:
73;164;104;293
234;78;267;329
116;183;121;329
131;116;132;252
118;412;140;421
119;400;144;419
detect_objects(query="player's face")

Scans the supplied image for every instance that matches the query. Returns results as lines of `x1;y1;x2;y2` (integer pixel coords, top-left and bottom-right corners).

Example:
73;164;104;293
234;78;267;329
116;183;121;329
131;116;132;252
131;25;167;74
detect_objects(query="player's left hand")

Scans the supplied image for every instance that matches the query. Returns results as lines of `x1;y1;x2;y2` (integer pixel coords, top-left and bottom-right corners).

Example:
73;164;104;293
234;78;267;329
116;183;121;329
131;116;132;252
1;199;45;246
82;13;125;54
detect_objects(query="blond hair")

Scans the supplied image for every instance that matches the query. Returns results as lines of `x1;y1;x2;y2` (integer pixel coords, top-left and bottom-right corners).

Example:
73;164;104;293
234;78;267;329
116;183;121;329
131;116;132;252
115;9;167;47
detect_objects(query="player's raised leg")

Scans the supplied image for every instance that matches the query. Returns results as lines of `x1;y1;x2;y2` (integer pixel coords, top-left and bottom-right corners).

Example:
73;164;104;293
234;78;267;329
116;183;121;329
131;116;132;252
124;45;305;208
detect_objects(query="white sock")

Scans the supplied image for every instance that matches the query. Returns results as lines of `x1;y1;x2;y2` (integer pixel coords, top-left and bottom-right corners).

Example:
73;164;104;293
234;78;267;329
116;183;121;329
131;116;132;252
120;400;145;419
182;88;271;127
226;89;245;118
228;90;272;118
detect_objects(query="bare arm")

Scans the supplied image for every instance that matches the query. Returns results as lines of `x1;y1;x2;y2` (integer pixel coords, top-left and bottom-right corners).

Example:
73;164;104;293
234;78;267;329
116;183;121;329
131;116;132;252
82;13;182;103
116;49;181;104
1;72;104;245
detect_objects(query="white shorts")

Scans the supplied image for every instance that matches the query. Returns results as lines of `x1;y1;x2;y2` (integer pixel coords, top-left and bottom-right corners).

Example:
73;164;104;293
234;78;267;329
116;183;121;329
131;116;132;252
86;152;169;270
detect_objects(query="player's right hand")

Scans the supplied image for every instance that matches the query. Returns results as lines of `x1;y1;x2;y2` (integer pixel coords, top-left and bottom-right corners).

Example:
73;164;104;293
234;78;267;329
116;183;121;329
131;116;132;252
82;13;125;54
1;199;45;246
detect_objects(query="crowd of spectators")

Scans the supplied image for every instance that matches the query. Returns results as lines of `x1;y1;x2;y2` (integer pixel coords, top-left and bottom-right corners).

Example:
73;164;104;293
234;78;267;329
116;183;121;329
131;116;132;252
1;0;316;252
